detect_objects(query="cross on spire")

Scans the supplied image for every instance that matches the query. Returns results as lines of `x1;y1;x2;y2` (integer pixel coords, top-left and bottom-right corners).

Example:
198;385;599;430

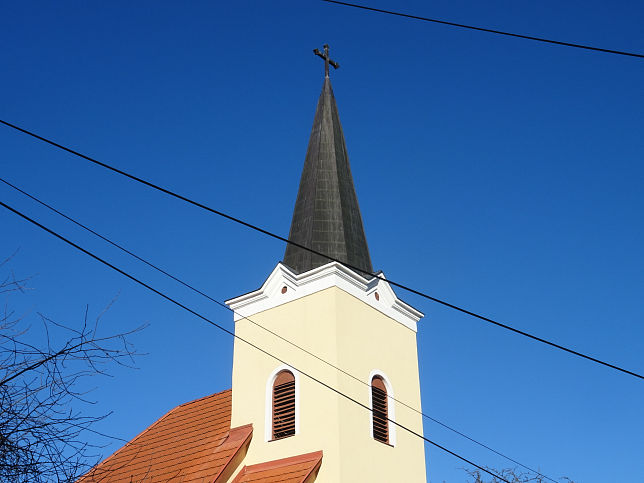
313;44;339;78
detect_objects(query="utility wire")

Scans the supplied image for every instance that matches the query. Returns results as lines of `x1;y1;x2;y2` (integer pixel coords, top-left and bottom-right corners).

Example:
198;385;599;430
321;0;644;59
1;119;641;381
0;176;556;482
0;199;510;483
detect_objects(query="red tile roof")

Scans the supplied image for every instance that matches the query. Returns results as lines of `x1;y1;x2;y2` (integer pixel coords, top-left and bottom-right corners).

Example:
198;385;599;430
78;389;252;482
231;451;323;483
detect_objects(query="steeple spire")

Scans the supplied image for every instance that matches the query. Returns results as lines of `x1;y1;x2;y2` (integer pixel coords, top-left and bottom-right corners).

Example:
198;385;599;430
283;46;373;275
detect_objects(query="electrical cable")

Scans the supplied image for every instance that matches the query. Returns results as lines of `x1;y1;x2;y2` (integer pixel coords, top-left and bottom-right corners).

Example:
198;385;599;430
321;0;644;59
0;176;557;482
1;118;641;381
0;198;511;483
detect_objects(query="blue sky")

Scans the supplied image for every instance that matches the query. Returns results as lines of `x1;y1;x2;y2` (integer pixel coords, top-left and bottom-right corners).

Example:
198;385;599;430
1;1;643;481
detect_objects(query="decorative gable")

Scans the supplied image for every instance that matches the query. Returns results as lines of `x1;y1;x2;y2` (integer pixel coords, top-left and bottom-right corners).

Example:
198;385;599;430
226;262;423;332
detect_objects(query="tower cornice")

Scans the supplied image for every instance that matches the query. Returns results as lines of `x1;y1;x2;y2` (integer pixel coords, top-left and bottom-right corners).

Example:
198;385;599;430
225;262;423;331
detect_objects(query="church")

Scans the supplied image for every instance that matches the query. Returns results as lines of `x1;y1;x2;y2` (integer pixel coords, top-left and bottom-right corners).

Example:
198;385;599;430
79;45;427;483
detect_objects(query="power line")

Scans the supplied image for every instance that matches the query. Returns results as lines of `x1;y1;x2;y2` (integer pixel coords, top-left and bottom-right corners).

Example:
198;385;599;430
1;119;641;381
321;0;644;59
0;199;510;483
0;176;556;482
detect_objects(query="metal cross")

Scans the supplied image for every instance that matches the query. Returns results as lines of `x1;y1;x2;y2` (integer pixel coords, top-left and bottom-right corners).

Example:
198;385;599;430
313;44;339;78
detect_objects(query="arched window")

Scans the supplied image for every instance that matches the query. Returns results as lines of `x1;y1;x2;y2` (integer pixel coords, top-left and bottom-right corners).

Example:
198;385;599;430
371;375;389;444
272;370;296;440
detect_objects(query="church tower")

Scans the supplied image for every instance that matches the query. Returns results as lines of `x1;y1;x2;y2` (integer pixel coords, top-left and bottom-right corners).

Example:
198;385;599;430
77;46;427;483
226;46;427;482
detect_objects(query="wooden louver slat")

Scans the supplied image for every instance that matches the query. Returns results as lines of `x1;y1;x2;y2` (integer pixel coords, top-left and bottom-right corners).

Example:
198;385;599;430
272;371;296;440
371;377;389;444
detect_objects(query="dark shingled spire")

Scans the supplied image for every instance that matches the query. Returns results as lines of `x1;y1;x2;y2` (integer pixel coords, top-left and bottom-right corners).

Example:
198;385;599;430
283;77;373;275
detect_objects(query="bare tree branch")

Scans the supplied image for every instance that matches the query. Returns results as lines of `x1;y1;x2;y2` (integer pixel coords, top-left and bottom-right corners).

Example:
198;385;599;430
0;256;145;482
463;466;577;483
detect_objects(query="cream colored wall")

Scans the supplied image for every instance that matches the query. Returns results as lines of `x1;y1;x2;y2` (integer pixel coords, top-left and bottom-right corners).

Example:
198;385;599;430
228;286;426;483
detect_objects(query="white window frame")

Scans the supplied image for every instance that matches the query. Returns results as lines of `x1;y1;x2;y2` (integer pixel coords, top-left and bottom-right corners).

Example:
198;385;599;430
368;369;396;446
265;364;300;441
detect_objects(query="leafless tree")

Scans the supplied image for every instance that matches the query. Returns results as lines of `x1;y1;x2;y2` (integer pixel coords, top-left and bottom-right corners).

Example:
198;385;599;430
464;467;576;483
0;253;145;482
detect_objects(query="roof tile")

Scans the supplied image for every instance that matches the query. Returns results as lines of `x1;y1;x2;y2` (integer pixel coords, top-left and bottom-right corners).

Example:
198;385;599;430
232;451;323;483
78;389;252;482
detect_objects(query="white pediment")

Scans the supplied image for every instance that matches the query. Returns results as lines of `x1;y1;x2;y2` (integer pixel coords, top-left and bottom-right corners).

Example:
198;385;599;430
225;262;423;332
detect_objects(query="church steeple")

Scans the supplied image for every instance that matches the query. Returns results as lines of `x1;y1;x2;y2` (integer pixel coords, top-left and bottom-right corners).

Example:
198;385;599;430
283;46;373;275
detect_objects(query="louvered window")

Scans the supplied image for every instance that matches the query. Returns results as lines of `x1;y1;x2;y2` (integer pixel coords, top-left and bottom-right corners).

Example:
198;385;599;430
371;376;389;444
272;370;296;440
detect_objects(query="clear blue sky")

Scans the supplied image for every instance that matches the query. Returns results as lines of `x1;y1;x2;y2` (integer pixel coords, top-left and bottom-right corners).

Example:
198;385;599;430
1;1;643;481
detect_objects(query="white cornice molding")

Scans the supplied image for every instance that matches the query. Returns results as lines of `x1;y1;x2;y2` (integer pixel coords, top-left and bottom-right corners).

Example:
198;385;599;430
225;262;424;332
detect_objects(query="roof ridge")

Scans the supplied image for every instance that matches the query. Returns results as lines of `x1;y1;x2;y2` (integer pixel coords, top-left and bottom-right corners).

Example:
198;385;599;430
175;388;232;409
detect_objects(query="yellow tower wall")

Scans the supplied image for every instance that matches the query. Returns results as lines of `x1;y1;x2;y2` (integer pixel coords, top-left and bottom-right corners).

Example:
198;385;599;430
227;266;426;482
